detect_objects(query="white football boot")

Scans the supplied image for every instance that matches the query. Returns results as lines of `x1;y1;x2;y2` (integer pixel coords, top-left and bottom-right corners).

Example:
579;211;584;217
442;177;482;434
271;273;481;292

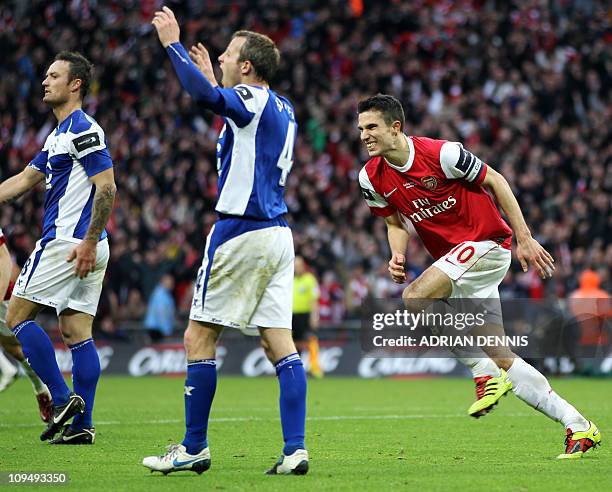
142;444;211;475
266;449;309;475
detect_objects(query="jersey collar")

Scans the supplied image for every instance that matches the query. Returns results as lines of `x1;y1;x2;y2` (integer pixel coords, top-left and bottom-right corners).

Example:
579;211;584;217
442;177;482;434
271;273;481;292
56;108;82;134
384;135;415;172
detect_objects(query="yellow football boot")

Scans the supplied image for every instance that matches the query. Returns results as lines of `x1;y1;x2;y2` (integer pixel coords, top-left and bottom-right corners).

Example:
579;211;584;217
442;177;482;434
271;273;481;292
468;369;513;418
557;421;601;459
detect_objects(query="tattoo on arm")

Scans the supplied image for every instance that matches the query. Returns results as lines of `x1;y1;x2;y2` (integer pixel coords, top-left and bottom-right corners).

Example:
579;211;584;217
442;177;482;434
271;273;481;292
85;183;116;241
0;189;29;205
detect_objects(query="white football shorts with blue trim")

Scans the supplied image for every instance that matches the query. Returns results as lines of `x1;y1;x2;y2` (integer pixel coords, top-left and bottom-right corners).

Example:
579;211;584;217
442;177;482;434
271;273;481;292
13;238;110;316
189;218;294;331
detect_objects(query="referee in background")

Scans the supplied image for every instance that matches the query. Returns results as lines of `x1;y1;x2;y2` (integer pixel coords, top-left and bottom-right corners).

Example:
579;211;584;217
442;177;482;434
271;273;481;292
292;256;322;377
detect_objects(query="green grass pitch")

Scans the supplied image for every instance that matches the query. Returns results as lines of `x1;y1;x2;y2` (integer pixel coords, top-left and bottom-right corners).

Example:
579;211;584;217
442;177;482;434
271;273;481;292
1;375;611;491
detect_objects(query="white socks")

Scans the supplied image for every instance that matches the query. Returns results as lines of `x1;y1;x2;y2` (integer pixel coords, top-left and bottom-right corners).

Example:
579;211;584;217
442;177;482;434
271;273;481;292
0;349;46;393
460;356;501;378
459;355;590;432
0;350;17;377
507;358;589;431
20;359;46;393
452;346;501;378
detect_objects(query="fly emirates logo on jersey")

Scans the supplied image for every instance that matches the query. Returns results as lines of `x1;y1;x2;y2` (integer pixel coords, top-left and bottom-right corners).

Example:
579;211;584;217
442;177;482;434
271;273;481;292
407;195;457;223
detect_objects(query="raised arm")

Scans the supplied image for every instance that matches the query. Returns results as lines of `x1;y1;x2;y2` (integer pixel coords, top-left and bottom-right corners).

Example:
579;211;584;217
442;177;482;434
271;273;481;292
152;6;253;126
166;42;221;105
0;167;44;205
385;212;410;284
482;167;554;279
152;7;221;100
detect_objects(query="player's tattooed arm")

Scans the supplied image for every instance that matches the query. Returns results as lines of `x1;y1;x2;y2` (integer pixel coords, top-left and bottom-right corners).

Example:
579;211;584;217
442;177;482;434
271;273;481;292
85;175;116;241
0;167;44;205
482;167;555;279
0;189;28;205
68;168;116;278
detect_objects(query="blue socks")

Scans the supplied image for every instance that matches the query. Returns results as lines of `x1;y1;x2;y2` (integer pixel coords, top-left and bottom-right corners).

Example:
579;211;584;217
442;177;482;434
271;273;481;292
69;338;100;429
182;359;217;455
275;353;307;455
11;321;70;406
179;354;306;456
11;321;101;429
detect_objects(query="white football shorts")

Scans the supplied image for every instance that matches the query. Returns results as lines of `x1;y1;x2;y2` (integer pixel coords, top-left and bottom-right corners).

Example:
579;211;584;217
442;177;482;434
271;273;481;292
13;238;110;316
190;217;294;331
433;239;511;299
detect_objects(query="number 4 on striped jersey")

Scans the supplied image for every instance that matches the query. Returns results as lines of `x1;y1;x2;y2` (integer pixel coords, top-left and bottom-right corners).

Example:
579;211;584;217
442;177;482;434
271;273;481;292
277;121;296;186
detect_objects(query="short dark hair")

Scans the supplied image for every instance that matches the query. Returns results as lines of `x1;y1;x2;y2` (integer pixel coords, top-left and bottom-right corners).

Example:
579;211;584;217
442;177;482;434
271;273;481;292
54;51;93;99
233;30;280;83
357;94;405;131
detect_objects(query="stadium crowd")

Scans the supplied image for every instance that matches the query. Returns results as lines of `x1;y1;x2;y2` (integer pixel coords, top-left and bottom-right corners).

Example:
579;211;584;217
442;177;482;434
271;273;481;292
0;0;609;335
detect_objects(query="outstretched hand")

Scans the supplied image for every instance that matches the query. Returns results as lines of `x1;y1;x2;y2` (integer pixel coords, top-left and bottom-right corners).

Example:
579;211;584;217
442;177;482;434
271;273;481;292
516;236;555;279
189;43;218;86
388;252;407;284
152;6;180;48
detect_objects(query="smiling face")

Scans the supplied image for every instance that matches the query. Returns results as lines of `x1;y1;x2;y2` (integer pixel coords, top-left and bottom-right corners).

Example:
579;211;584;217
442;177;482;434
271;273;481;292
42;60;79;107
218;36;248;88
357;110;402;157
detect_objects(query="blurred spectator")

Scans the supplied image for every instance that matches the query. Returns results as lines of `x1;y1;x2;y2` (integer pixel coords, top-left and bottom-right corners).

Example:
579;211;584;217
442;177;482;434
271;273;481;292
319;271;345;324
144;274;176;343
345;263;369;318
568;269;610;348
93;276;129;341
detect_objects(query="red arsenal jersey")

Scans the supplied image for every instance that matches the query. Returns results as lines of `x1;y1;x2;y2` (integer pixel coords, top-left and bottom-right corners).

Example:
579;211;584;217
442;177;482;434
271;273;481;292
359;135;512;260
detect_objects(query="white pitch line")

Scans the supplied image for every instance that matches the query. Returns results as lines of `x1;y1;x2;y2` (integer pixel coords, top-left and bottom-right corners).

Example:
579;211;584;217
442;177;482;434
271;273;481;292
0;412;536;429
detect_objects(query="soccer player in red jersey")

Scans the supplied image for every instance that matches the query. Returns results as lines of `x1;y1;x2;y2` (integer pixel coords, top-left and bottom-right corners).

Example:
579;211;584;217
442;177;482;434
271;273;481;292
357;94;601;459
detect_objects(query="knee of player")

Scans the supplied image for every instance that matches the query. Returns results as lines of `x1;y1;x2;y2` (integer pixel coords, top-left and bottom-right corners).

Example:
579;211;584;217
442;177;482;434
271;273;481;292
494;355;516;371
6;300;41;331
183;327;215;354
402;285;431;311
402;282;424;300
183;329;197;352
260;337;290;364
5;311;23;331
260;338;274;359
60;330;75;344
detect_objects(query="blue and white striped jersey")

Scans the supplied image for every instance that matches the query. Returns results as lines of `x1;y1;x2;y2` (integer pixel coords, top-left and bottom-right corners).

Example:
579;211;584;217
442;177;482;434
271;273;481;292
28;109;113;243
165;42;296;221
214;84;296;219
